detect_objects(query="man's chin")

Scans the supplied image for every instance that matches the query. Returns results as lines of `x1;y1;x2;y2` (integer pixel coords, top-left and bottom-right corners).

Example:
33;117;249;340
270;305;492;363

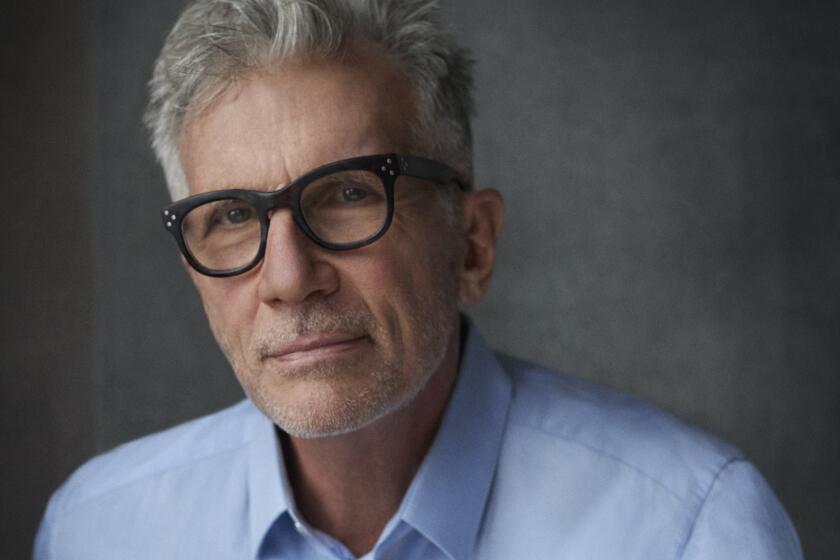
278;408;390;439
247;370;408;439
266;399;403;440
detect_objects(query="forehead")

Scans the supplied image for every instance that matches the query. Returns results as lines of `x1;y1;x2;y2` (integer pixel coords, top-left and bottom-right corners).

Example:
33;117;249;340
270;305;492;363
179;47;415;195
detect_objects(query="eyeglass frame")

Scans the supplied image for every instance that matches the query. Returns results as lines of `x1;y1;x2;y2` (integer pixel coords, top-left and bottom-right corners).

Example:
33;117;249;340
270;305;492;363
161;153;467;277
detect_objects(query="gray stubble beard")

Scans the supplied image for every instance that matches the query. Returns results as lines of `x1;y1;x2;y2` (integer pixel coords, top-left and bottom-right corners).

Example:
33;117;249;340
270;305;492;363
211;273;459;439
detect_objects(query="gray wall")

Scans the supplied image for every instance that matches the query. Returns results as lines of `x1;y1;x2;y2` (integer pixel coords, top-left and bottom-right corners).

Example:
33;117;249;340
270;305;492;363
2;3;98;557
2;1;838;558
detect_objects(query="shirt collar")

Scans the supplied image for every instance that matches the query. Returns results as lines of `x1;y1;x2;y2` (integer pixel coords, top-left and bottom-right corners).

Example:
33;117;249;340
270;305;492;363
245;321;513;560
397;322;512;560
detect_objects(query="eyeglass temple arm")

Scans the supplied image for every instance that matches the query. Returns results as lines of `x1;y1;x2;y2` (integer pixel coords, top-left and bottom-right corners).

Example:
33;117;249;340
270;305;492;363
397;155;467;191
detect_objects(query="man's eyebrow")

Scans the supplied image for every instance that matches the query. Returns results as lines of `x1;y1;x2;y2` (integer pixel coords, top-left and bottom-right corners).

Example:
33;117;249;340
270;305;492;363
204;181;287;193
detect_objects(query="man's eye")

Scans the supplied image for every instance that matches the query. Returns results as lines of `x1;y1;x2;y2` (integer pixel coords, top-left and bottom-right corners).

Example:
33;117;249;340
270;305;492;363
222;206;253;224
339;186;368;203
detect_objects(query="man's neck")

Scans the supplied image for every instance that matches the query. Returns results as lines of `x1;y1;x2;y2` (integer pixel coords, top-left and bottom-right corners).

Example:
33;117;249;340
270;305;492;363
282;328;462;556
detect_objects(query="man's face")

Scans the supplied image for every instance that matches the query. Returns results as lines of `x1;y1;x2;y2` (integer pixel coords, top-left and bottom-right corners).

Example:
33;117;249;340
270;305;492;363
179;48;464;438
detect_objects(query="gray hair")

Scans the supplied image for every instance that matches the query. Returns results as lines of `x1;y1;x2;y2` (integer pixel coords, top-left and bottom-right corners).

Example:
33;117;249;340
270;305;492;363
144;0;475;200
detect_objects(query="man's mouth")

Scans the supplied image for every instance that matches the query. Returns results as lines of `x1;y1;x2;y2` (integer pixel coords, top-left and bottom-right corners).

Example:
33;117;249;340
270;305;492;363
263;333;369;364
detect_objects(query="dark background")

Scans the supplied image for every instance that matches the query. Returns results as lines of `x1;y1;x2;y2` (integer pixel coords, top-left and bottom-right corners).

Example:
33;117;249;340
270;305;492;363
2;1;838;557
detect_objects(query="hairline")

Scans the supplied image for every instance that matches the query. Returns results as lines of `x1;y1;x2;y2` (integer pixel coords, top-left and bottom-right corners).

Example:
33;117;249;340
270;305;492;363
159;47;471;203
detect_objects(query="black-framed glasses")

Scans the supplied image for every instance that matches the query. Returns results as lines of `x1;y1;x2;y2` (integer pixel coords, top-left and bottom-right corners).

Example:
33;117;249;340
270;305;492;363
161;153;465;277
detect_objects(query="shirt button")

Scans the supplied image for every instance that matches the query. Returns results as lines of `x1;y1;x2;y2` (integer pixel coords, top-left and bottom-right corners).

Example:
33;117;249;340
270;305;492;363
294;521;304;532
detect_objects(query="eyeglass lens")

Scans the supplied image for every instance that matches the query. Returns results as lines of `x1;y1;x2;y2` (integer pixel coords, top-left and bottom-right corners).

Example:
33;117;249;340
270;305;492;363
181;169;388;272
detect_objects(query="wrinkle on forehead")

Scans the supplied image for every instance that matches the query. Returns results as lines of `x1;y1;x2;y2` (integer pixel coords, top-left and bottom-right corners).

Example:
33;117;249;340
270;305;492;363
179;45;416;195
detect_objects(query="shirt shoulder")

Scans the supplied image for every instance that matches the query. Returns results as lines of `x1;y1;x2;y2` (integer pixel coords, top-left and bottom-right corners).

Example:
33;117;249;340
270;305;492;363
35;399;262;558
498;353;740;503
477;354;801;559
50;398;257;515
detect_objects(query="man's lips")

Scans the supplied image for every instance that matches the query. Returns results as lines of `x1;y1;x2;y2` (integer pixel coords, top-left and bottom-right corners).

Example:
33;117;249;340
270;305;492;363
262;333;369;363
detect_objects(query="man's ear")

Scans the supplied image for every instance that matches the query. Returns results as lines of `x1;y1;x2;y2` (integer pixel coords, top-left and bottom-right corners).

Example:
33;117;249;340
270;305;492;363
457;188;505;305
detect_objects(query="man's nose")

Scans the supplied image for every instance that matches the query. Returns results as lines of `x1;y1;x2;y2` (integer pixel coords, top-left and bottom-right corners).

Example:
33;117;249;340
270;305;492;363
256;209;339;304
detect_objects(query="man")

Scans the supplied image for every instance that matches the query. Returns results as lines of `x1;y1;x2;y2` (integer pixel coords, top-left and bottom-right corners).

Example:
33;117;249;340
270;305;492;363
35;0;802;558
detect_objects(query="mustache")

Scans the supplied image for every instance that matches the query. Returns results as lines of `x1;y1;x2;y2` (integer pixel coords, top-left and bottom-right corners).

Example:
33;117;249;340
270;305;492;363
253;302;376;357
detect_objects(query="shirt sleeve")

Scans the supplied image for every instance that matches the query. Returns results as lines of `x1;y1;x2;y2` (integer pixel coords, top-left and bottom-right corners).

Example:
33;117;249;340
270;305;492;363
678;459;802;560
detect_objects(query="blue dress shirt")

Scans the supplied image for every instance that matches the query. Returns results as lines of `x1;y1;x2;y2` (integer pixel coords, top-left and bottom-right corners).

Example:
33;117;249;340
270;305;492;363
35;326;802;559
